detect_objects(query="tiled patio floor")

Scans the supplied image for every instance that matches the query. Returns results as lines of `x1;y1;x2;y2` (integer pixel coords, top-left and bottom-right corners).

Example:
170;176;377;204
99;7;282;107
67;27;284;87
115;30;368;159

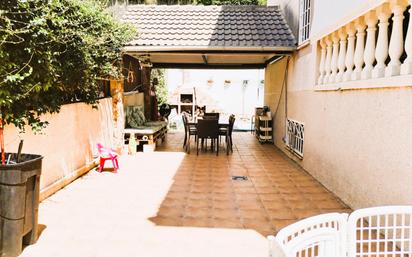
155;132;350;236
21;131;350;257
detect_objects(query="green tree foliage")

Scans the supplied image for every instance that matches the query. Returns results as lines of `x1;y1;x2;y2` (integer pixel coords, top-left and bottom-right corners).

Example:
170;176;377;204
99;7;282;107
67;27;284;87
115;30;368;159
151;69;168;106
0;0;135;131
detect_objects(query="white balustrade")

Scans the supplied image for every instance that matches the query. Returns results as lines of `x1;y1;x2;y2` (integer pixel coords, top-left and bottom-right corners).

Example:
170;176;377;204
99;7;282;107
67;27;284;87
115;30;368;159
385;0;407;77
329;32;340;83
318;39;326;84
323;36;332;84
361;11;378;80
344;23;356;82
336;28;347;83
316;0;412;85
352;18;366;80
373;3;391;78
401;0;412;74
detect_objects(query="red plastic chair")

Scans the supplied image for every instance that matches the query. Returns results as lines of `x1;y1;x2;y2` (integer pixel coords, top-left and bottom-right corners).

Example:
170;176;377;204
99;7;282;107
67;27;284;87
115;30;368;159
97;143;119;173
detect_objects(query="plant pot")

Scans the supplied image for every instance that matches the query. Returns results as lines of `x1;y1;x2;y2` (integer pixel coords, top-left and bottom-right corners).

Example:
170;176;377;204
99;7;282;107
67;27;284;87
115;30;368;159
0;153;42;257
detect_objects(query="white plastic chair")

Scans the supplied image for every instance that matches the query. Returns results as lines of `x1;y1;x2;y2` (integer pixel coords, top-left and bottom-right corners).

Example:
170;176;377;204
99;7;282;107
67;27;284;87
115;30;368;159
269;213;348;257
347;206;412;257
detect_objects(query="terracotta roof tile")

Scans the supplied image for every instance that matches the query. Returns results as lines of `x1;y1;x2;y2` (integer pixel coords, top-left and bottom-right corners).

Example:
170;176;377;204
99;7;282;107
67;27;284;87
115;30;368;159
121;5;296;49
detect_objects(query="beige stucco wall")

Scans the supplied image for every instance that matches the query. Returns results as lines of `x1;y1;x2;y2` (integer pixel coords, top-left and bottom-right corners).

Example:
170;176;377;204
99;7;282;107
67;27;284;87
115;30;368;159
272;0;299;39
266;43;412;209
3;98;114;191
274;0;386;41
264;58;288;116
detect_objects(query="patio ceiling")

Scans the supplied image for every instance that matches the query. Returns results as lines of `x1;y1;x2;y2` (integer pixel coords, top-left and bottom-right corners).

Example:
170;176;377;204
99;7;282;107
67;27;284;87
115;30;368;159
120;5;296;68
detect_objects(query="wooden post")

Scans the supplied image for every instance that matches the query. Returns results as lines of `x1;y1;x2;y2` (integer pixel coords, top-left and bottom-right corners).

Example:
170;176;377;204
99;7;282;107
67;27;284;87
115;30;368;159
110;79;125;152
151;77;159;121
0;118;4;165
141;66;152;120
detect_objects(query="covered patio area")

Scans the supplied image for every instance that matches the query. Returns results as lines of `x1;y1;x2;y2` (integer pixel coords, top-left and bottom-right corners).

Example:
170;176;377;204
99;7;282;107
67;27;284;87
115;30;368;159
20;132;349;257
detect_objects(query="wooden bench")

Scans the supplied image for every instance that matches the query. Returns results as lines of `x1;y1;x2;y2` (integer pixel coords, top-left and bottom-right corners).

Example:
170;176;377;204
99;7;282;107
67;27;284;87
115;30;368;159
123;121;167;147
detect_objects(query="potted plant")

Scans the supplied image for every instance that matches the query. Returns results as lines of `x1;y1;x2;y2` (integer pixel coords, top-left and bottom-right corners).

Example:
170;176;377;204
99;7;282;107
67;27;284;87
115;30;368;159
0;1;134;256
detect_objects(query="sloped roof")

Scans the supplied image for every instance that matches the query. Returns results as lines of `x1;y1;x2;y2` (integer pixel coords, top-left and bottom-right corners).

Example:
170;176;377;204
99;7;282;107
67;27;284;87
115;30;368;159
121;5;296;51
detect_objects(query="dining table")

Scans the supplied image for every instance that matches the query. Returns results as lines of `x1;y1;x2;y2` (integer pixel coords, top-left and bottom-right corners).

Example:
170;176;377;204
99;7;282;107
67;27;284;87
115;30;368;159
187;116;230;154
187;116;229;128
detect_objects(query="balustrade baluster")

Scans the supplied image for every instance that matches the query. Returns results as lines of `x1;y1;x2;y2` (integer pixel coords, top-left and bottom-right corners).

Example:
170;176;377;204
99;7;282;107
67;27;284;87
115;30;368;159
352;18;366;80
318;39;327;84
373;3;391;78
344;23;356;81
386;0;408;77
329;32;340;83
323;36;333;84
336;28;347;82
362;11;378;79
401;0;412;74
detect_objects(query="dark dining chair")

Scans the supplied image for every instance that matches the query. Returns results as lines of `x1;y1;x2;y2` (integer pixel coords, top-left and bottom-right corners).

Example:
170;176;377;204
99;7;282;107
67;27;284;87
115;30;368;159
219;114;235;154
182;113;197;153
196;119;219;156
227;115;236;153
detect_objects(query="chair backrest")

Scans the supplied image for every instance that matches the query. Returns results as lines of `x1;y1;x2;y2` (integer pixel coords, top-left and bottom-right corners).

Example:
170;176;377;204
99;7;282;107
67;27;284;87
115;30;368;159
197;119;218;139
182;113;188;133
269;206;412;257
270;228;343;257
347;206;412;257
272;213;348;257
96;143;117;157
203;112;219;119
229;115;236;135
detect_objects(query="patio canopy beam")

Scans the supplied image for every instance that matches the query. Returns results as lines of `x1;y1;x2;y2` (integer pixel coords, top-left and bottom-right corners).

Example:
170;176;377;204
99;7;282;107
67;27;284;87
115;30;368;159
125;52;290;68
151;63;267;69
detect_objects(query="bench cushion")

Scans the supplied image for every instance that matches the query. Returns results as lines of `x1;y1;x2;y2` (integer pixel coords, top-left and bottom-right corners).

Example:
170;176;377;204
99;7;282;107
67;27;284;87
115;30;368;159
126;105;146;128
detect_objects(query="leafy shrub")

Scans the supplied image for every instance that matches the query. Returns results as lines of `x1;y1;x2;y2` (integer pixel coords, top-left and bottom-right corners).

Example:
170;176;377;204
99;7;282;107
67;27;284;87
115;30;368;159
0;0;135;131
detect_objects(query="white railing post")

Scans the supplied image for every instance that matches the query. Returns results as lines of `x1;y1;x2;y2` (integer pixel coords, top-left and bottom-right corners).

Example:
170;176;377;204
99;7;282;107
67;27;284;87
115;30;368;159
385;0;408;77
401;0;412;74
373;3;391;78
361;11;378;80
318;38;327;85
352;17;366;80
336;28;347;82
323;36;333;84
329;32;340;83
344;22;356;82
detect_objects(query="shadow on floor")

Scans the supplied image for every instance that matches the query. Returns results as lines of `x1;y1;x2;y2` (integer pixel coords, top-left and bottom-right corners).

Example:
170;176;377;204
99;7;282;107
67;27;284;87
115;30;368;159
150;132;351;237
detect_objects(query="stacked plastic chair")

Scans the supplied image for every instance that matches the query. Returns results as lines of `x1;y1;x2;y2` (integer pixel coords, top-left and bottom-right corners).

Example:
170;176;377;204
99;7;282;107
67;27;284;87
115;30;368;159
268;206;412;257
